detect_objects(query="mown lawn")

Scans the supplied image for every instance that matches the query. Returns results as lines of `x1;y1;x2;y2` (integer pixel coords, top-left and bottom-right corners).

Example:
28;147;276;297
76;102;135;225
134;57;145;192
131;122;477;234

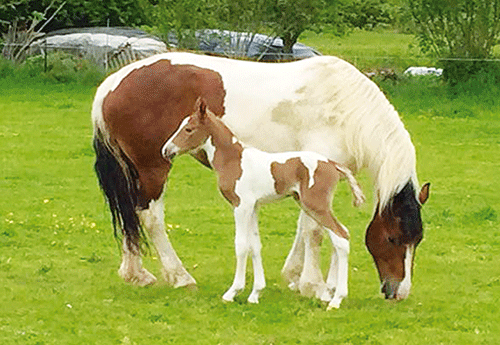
1;63;499;343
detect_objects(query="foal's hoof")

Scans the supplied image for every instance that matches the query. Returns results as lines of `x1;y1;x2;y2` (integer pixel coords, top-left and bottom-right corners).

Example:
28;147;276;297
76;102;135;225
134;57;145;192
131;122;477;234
222;290;236;302
326;297;343;310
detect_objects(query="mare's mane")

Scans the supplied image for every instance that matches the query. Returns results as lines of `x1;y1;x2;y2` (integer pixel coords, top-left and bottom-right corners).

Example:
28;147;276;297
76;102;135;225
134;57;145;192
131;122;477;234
383;181;423;243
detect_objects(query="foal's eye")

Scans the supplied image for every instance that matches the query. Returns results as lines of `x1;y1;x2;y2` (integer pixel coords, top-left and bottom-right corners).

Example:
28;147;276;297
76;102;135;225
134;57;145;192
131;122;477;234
185;127;193;133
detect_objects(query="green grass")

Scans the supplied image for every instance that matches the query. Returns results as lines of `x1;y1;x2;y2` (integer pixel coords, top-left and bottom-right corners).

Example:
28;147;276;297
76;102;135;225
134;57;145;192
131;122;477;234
1;56;500;344
300;29;435;72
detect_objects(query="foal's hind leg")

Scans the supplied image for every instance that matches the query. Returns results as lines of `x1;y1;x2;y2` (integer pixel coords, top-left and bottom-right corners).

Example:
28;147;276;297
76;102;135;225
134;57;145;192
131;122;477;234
139;194;196;288
326;221;350;293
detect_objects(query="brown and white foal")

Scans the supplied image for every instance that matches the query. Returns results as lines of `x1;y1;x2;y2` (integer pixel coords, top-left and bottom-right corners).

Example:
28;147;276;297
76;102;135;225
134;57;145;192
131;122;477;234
162;98;365;309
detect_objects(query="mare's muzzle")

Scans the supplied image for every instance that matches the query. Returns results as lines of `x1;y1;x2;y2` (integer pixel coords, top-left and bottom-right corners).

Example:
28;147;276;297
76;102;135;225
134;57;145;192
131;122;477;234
381;280;401;300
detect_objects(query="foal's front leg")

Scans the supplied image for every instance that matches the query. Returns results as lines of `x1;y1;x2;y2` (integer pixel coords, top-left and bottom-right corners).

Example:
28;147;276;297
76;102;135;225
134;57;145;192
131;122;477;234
223;203;264;302
247;209;266;304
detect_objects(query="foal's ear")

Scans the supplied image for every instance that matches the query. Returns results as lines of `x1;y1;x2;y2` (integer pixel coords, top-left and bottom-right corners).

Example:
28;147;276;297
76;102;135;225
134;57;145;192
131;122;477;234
419;182;430;205
195;97;207;120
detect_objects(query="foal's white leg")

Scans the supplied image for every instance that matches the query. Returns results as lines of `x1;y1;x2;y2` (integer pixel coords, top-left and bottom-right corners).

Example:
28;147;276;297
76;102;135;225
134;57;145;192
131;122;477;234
325;229;350;310
326;223;349;292
118;238;157;286
139;196;196;287
222;204;254;302
297;213;329;301
248;210;266;304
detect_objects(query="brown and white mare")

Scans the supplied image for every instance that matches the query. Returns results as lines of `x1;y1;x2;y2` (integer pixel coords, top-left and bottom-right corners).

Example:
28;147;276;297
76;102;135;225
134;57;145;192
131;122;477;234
92;52;430;300
163;98;365;308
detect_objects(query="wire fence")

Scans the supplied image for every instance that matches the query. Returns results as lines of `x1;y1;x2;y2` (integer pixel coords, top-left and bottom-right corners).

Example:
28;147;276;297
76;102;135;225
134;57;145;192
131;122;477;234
1;39;160;71
3;37;500;76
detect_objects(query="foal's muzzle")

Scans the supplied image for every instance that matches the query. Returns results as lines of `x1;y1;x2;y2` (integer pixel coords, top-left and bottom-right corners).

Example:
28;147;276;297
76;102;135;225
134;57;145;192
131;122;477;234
161;143;177;161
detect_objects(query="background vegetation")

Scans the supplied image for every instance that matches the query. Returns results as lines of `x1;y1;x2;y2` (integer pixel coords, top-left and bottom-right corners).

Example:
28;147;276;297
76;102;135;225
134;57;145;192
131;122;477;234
1;29;499;344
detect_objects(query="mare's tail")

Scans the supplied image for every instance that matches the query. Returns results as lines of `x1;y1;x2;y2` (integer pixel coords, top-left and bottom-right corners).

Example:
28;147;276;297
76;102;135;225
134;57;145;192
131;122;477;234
93;127;147;254
336;165;366;207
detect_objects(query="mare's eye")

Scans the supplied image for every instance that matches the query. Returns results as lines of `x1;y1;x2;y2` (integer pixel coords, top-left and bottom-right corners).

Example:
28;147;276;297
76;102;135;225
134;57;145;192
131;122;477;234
387;237;399;245
185;127;193;133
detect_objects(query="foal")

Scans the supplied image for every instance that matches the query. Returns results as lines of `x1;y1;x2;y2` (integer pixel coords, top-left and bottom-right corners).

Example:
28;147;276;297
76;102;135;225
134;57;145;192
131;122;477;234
162;98;365;309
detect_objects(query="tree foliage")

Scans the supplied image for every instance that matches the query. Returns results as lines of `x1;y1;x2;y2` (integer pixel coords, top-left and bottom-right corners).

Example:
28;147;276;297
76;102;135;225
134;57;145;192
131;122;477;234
409;0;500;82
0;0;152;33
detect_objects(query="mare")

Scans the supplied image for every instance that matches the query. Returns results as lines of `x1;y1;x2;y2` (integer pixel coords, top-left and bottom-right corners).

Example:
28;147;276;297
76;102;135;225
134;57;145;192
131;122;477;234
92;52;430;300
162;98;365;309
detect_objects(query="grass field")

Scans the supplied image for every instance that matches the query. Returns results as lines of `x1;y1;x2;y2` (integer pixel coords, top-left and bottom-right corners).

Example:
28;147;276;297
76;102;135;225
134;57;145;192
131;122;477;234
300;29;435;72
1;40;500;343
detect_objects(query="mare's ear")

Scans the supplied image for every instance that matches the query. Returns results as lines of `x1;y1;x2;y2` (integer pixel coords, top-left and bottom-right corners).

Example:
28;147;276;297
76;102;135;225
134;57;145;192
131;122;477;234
419;182;430;205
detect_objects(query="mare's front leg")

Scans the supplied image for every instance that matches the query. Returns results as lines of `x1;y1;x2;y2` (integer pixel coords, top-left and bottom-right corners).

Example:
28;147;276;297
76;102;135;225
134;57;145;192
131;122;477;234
139;195;196;287
283;211;327;300
223;203;258;302
281;210;306;290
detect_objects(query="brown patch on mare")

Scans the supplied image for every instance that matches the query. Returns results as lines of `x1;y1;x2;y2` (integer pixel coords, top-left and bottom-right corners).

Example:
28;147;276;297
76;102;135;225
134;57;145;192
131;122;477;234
270;158;349;239
366;210;406;281
102;59;226;207
205;111;244;207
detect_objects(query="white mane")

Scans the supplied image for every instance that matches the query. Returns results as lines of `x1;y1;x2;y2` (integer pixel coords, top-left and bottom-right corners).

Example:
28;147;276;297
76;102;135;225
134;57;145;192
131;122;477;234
303;57;419;210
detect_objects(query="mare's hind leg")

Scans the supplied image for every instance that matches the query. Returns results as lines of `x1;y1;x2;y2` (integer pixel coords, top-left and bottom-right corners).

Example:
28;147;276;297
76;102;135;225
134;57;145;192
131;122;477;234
139;194;196;288
118;239;157;286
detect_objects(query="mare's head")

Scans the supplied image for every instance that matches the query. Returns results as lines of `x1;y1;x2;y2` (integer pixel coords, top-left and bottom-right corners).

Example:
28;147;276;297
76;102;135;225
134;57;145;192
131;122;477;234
162;97;211;160
366;182;430;300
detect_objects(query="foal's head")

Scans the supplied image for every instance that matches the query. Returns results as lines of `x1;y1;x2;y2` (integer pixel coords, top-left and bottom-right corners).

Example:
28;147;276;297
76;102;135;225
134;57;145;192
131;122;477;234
162;98;212;160
366;182;430;300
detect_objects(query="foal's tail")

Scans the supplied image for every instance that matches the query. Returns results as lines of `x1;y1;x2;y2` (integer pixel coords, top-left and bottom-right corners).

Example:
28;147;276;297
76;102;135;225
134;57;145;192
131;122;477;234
92;127;147;254
336;165;366;207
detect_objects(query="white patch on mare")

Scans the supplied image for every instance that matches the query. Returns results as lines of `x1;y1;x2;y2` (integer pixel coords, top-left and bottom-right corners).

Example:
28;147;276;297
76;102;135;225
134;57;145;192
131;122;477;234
397;245;414;300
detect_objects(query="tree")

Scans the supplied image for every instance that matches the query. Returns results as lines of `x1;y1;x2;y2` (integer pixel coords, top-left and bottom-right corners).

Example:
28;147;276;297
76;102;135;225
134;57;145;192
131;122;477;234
0;0;153;34
267;0;324;54
409;0;500;82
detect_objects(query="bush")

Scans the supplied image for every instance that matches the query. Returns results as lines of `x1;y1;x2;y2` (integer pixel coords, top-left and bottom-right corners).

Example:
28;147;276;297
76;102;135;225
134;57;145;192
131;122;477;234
441;59;500;87
409;0;500;84
0;56;15;78
1;51;105;85
342;0;396;30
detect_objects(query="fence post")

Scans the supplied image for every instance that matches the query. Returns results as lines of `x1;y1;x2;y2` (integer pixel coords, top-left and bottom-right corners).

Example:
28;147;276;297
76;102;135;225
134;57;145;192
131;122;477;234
44;37;48;72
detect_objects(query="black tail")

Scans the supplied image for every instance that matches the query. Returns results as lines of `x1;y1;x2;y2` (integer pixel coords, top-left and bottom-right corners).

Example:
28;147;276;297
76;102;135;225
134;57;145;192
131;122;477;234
93;129;147;253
